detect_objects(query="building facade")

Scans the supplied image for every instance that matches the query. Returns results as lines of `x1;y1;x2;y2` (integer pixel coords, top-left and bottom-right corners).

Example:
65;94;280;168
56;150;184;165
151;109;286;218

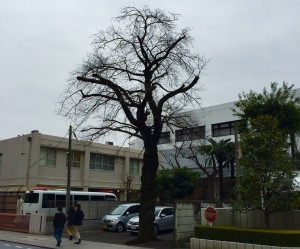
129;88;300;200
0;131;143;201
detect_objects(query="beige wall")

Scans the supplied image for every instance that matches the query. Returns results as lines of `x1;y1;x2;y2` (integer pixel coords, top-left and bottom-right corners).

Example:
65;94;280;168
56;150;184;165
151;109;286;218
0;131;143;200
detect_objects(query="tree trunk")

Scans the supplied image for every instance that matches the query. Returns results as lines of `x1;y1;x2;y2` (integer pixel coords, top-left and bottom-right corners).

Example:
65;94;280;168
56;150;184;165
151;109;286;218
138;141;159;242
218;161;224;202
290;132;296;168
206;175;215;200
230;162;235;191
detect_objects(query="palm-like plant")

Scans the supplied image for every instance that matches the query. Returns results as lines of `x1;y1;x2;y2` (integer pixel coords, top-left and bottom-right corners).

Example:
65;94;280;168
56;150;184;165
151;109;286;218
199;138;235;201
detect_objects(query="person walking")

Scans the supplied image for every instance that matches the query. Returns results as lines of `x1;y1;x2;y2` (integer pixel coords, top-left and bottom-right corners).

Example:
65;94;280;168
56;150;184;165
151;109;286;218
16;195;23;214
73;203;84;244
53;206;66;247
66;206;75;240
14;195;24;223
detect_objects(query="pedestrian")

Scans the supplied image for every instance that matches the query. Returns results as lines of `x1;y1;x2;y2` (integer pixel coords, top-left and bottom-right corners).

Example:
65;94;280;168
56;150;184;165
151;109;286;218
53;206;66;247
16;195;23;214
73;203;84;244
14;195;24;223
66;206;75;240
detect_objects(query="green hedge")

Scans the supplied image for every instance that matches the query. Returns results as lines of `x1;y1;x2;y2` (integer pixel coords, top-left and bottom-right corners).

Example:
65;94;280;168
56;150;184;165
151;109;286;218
194;225;300;247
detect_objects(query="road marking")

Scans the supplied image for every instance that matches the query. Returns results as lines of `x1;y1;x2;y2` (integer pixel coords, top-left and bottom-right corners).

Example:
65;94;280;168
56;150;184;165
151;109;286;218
2;244;35;249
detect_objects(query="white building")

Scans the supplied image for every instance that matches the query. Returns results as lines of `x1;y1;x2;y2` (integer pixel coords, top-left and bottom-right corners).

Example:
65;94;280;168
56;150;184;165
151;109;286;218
0;130;143;201
130;88;300;174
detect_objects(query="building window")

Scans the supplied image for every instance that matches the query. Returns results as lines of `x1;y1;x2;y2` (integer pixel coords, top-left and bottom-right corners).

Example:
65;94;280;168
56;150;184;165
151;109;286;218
40;147;56;166
66;151;81;168
175;126;205;142
130;158;141;175
90;153;115;171
212;121;236;137
158;131;170;144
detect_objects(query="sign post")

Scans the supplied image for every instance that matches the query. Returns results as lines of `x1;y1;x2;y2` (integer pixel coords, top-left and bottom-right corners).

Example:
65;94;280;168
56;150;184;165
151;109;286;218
204;206;217;226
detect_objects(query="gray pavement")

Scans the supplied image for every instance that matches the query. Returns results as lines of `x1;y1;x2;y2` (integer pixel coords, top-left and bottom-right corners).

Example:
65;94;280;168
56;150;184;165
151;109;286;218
0;230;160;249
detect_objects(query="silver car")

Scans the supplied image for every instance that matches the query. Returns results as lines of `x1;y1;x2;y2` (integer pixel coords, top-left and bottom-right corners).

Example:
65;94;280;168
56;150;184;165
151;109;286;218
127;206;174;234
101;203;140;232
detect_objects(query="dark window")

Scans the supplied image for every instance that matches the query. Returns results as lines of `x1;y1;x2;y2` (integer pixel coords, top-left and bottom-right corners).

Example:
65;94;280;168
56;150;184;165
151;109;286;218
74;195;89;201
175;126;205;142
158;131;171;144
161;208;174;216
24;193;39;203
105;195;117;201
42;193;55;208
56;194;66;208
125;205;140;215
212;121;237;137
91;195;105;201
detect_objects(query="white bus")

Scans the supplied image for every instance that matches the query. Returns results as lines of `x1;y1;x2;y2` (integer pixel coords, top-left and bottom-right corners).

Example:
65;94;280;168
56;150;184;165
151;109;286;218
23;190;117;217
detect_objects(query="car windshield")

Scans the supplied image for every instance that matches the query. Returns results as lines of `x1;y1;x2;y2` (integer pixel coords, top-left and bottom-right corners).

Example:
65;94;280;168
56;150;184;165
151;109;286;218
108;205;128;215
154;207;162;217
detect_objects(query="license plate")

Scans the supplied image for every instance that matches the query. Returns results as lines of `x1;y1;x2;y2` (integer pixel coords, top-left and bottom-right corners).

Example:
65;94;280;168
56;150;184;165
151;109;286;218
102;224;108;229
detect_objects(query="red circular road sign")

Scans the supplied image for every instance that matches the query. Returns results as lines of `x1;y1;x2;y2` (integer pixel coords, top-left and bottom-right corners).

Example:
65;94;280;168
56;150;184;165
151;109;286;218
204;206;217;222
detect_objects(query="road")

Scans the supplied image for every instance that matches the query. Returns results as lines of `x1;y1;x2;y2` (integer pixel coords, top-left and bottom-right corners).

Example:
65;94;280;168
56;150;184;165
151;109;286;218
0;241;44;249
80;229;174;249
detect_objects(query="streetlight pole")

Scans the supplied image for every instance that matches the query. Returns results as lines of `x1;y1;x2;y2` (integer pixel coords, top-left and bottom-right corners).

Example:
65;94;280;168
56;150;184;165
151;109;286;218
66;125;72;213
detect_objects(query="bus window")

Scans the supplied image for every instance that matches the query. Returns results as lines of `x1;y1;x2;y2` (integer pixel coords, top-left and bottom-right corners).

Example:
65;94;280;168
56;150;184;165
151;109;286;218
105;195;117;201
91;196;105;201
24;192;39;203
74;195;89;201
42;193;55;208
56;194;66;207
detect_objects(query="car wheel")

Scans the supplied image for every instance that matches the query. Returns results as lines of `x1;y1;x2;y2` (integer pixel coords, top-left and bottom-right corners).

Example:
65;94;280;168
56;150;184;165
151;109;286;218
116;222;125;232
154;224;159;235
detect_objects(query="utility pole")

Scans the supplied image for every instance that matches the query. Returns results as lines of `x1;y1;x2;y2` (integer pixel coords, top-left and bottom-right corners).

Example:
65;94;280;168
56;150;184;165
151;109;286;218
66;125;72;213
25;136;32;189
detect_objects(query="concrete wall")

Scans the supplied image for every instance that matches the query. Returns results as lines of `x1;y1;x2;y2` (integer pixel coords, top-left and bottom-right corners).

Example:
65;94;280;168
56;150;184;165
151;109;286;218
174;201;202;247
200;208;300;229
174;201;300;248
190;238;300;249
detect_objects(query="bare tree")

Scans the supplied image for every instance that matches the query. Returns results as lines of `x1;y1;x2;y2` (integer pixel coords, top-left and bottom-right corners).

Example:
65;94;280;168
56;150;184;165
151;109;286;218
159;133;220;200
59;6;206;243
120;175;134;201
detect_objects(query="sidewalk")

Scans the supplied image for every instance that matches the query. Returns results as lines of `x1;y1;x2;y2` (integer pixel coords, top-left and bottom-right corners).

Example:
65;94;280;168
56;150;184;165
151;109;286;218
0;230;154;249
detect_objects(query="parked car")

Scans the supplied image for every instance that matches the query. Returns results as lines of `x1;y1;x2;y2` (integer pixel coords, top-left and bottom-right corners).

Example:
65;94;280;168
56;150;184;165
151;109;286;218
127;206;174;234
101;203;140;232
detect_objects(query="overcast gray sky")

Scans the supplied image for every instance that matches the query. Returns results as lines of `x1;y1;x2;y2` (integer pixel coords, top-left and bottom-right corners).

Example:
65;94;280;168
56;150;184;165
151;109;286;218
0;0;299;143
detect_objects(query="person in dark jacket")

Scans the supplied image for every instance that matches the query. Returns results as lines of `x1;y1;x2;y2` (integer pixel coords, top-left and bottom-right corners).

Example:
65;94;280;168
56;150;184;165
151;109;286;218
53;206;66;247
73;203;84;244
66;206;75;240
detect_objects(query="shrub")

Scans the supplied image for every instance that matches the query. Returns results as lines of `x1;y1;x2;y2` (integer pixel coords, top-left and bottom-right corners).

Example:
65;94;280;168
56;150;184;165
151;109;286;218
194;225;300;247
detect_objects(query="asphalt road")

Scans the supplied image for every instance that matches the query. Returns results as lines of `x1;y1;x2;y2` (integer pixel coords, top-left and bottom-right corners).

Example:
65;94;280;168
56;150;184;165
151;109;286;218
0;241;44;249
78;229;174;249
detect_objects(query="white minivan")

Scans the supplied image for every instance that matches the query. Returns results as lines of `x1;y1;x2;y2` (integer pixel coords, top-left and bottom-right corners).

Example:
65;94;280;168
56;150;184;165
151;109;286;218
101;203;140;232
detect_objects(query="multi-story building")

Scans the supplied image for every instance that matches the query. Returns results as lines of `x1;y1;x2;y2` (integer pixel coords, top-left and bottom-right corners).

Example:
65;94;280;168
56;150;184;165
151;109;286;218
129;88;300;199
0;130;143;201
131;88;300;169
